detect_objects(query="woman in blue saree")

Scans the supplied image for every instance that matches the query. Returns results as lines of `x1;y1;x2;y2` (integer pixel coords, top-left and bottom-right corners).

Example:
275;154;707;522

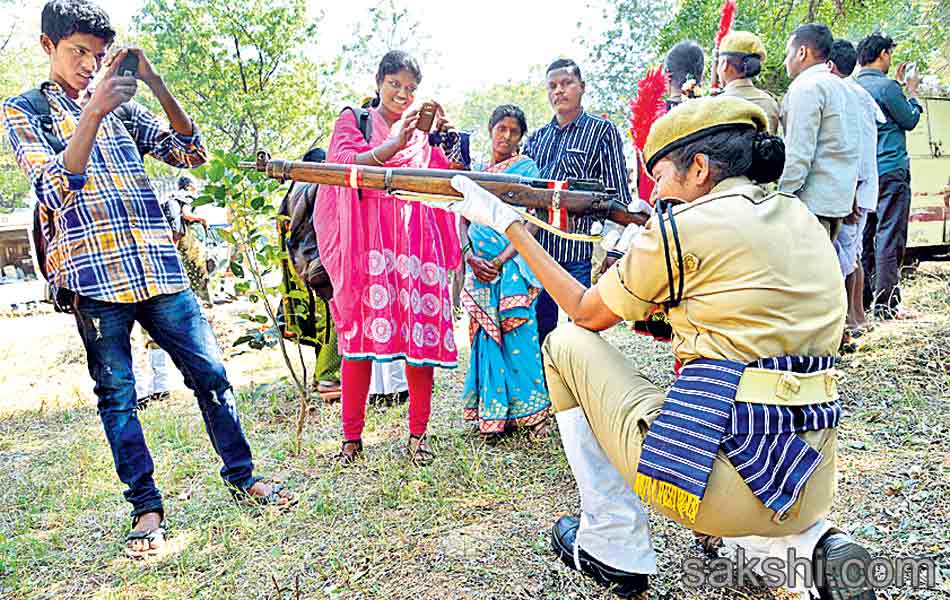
459;105;551;437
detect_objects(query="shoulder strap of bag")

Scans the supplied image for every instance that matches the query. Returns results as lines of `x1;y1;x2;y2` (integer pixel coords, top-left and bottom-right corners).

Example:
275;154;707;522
341;105;373;143
20;87;65;154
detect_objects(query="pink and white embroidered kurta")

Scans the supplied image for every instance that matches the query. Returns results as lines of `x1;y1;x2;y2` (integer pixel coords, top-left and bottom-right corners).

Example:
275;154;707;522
315;109;461;367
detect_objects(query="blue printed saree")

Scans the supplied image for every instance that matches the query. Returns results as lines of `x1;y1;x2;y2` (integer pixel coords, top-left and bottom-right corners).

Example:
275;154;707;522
461;156;551;433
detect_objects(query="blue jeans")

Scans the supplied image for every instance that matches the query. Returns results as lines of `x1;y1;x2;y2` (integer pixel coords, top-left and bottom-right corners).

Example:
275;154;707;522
535;259;592;346
74;290;256;518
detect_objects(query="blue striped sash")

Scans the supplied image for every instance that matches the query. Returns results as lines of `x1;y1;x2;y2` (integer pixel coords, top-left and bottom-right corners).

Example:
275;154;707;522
634;357;841;524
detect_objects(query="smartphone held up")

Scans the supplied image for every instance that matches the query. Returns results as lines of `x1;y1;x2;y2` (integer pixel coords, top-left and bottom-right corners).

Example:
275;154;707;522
118;51;139;78
416;100;441;132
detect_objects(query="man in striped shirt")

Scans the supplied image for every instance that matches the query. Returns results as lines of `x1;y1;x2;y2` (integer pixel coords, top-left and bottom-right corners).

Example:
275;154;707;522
2;0;290;557
523;58;633;344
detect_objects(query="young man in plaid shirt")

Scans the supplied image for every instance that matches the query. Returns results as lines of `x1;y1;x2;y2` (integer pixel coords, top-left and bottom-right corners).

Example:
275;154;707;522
2;0;291;557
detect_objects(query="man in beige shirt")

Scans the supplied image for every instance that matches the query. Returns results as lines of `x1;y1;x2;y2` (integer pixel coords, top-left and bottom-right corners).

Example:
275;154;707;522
717;31;781;135
438;96;875;600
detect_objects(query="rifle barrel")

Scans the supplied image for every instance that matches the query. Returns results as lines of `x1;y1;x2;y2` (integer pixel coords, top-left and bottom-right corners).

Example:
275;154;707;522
240;155;649;227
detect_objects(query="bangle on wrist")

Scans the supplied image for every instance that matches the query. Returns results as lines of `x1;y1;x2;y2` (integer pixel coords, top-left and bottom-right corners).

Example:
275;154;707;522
461;242;472;255
370;148;385;166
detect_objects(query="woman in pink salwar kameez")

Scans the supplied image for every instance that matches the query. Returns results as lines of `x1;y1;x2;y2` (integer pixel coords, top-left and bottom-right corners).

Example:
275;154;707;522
315;51;461;465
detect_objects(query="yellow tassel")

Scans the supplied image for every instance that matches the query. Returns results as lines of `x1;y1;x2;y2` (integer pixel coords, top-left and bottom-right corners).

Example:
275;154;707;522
634;474;701;524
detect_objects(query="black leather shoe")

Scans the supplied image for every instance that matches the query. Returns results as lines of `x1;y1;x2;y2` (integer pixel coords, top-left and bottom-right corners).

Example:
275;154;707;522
813;531;876;600
551;515;649;598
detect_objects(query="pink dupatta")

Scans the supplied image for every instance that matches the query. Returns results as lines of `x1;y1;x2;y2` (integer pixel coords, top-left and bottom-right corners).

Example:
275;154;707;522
314;109;461;367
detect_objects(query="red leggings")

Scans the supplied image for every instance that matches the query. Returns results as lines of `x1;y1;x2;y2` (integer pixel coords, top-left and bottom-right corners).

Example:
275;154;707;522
341;358;433;440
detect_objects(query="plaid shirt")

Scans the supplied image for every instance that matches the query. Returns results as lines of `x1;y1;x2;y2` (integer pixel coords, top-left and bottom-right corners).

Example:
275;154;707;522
2;81;206;303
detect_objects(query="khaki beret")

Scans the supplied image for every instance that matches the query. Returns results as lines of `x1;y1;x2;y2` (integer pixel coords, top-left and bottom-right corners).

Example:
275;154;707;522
719;31;767;60
644;96;769;173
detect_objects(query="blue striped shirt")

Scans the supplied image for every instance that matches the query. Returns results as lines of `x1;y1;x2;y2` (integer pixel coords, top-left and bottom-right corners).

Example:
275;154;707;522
523;110;632;262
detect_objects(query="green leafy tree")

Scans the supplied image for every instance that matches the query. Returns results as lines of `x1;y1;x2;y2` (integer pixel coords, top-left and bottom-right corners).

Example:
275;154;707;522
194;151;315;453
336;0;439;104
580;0;675;117
133;0;337;158
446;75;552;165
0;0;47;211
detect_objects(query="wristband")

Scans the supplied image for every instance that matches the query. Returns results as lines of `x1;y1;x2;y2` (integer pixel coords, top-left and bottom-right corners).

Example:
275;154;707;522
370;148;385;166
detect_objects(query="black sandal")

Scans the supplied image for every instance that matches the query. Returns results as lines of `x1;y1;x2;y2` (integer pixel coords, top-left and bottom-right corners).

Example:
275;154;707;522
407;434;435;466
125;511;167;559
335;439;363;464
229;480;295;508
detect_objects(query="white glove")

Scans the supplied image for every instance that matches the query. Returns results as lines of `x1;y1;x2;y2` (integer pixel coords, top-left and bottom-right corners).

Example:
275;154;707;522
442;175;523;234
616;222;644;254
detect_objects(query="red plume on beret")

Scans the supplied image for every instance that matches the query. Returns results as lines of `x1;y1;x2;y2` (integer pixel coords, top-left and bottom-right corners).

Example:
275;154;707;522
628;66;668;203
715;0;738;48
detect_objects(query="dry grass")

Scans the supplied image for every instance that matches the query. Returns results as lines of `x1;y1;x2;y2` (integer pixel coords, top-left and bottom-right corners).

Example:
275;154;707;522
1;266;949;599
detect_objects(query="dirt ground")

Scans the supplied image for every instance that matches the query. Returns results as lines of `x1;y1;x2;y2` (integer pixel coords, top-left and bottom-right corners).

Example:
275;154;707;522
1;265;949;600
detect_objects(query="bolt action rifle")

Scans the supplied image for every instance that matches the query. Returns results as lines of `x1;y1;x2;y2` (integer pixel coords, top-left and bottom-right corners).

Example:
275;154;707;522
239;152;648;237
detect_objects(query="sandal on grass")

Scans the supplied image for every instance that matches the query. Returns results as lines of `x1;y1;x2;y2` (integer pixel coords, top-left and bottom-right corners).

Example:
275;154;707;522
528;418;551;441
125;512;167;559
408;434;435;466
228;480;296;508
335;439;363;464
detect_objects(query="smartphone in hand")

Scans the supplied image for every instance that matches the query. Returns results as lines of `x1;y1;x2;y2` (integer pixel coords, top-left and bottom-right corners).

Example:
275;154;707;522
416;101;439;132
118;52;139;78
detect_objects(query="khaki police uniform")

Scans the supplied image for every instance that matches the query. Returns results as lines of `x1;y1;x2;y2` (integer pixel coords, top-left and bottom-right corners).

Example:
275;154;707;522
543;174;846;537
722;79;782;135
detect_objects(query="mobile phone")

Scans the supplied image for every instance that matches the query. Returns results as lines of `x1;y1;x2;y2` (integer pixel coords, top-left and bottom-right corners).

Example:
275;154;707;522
118;51;138;78
416;101;439;132
904;62;918;82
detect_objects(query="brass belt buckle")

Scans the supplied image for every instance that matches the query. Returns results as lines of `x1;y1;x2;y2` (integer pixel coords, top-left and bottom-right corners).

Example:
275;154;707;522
776;372;801;402
824;368;839;398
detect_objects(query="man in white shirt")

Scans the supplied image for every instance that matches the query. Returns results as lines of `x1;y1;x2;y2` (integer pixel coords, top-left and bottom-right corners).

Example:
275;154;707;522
779;23;862;239
827;39;886;335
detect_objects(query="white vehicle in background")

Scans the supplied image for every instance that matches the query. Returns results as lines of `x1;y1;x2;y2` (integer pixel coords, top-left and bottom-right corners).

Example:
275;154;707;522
0;208;43;310
906;86;950;261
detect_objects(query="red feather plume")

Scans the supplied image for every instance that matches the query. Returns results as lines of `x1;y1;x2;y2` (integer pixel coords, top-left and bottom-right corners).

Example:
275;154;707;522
627;66;669;203
715;0;737;47
628;66;668;152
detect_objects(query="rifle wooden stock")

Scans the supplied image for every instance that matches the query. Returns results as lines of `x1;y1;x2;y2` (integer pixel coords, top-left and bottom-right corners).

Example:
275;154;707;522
240;153;648;228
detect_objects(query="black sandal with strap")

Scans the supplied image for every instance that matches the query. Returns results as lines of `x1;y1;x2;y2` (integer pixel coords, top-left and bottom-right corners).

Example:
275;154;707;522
228;479;296;508
125;510;167;559
335;439;363;464
407;434;435;466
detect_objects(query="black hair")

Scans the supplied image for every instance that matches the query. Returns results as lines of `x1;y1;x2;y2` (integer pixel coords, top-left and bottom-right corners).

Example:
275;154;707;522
665;41;705;89
371;50;422;108
488;104;528;139
665;127;785;185
722;53;762;78
546;58;583;81
829;39;858;76
375;50;422;86
177;176;195;190
790;23;833;62
856;32;895;67
41;0;115;46
302;147;326;163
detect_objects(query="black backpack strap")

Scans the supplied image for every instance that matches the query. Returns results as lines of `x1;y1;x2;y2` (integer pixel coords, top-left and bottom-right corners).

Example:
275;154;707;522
341;105;372;143
20;87;65;154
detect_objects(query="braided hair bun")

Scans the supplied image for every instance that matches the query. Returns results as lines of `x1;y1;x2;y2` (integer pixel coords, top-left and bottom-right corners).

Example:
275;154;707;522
748;131;785;184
